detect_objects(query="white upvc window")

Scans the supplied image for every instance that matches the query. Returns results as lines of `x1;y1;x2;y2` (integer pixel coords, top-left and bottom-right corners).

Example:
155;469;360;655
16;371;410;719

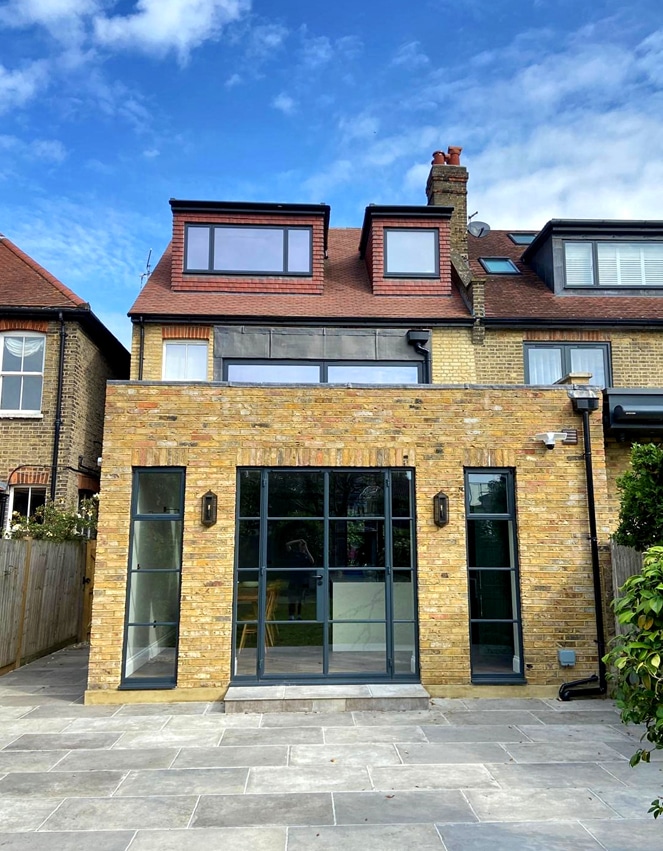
162;341;208;381
4;485;47;532
0;332;45;415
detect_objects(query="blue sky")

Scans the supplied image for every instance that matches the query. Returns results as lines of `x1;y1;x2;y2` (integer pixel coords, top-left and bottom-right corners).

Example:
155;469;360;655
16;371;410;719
1;0;662;348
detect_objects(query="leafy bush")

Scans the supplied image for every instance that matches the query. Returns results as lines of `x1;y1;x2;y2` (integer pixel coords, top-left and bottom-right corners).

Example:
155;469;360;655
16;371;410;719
7;496;98;541
613;443;663;551
604;545;663;818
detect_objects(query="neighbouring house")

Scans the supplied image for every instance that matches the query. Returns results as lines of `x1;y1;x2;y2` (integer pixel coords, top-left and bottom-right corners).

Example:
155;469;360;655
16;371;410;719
86;147;663;703
0;234;130;530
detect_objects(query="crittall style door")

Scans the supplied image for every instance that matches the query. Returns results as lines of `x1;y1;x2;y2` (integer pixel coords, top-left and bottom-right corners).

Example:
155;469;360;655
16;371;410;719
233;468;419;683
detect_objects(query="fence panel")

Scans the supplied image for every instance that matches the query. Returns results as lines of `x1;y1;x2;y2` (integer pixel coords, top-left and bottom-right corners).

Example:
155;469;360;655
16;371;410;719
610;542;644;636
0;539;88;672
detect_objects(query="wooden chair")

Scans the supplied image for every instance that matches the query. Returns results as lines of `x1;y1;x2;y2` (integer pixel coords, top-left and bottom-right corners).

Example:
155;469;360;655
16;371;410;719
238;581;283;651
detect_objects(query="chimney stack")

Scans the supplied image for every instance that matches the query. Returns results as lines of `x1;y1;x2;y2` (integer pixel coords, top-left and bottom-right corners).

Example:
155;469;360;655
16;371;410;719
426;146;468;260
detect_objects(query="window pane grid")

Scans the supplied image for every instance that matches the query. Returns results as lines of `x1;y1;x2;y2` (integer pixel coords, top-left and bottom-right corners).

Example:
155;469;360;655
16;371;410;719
185;225;312;275
0;334;45;412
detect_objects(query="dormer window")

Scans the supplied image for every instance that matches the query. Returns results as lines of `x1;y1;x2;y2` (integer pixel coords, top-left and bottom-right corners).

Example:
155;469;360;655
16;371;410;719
564;241;663;288
185;224;312;275
384;229;438;277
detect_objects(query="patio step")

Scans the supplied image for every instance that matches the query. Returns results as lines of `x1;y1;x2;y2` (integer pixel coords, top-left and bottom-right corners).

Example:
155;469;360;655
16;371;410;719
223;683;431;713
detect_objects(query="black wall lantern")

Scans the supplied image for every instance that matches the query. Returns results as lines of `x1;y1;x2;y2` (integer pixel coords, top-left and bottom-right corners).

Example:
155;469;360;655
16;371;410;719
201;490;218;527
433;491;449;527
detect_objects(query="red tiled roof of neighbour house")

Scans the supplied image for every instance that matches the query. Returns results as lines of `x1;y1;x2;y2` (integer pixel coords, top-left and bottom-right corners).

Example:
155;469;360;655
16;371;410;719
471;230;663;322
129;228;472;321
0;234;88;309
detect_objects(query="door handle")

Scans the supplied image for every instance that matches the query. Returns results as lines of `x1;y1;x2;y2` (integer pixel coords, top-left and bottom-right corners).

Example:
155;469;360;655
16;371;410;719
315;573;324;586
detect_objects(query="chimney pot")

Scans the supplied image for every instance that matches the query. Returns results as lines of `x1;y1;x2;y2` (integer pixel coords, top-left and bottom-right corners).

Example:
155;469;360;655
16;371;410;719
447;146;462;166
432;150;448;165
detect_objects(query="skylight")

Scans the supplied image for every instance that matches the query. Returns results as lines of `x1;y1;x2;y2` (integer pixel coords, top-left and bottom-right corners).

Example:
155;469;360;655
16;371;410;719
508;233;537;245
479;257;520;274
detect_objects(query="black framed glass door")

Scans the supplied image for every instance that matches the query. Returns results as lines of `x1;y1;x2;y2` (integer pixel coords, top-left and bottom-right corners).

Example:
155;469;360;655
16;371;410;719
233;468;418;683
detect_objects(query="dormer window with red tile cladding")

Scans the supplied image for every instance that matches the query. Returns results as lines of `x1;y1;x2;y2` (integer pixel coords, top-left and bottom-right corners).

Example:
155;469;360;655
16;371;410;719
169;200;330;295
358;205;454;296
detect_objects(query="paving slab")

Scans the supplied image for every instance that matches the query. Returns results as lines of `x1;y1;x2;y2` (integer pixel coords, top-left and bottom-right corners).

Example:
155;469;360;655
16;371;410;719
606;740;663;760
0;831;134;851
437;820;604;850
163;714;261;729
421;724;530;743
369;764;499;790
333;789;476;824
247;765;372;793
582;817;663;849
111;730;222;749
54;748;179;771
22;704;120;718
464;788;620;821
40;795;197;831
288;823;445;850
192;792;334;827
352;709;449;726
0;770;125;798
0;751;68;773
0;797;62;831
323;725;426;744
529;710;623;725
289;743;400;767
0;720;71;735
219;727;324;746
443;710;544;726
486;762;626;788
113;702;211;716
502;742;628;763
396;742;512;764
3;732;121;751
259;712;355;727
590;786;663;818
597;760;663;787
515;723;632;743
172;745;288;768
129;827;286;851
116;767;248;796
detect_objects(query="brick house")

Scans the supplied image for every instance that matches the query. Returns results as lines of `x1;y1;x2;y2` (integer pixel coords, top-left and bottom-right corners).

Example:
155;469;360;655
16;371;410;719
0;234;129;529
87;148;663;703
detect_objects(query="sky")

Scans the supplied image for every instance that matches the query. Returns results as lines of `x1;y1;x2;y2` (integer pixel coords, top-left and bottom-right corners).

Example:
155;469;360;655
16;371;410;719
1;0;663;348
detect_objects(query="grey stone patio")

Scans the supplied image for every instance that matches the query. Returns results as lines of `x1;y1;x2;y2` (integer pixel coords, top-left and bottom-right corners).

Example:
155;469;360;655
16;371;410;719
0;646;661;850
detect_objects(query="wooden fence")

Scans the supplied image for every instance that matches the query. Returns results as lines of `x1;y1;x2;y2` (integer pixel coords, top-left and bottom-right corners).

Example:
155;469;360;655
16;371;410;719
610;541;644;636
0;539;95;674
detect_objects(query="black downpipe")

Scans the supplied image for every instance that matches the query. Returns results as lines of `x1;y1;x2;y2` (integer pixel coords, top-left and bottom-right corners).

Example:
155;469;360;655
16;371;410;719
413;342;431;384
137;316;145;380
559;405;608;700
50;313;66;503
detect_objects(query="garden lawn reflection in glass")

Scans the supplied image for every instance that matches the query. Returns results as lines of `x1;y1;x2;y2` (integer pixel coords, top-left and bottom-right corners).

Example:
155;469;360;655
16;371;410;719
121;468;185;688
234;468;418;682
465;469;524;682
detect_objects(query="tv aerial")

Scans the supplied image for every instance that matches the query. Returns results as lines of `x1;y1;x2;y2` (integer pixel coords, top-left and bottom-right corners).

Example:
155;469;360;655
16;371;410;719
139;249;152;288
467;211;491;238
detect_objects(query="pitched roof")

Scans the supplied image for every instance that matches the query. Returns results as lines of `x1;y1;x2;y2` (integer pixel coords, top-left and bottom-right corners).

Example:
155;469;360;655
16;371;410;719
0;235;87;309
470;230;663;323
130;228;471;322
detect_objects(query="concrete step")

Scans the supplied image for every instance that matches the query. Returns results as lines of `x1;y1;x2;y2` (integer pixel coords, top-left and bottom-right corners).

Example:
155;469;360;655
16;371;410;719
223;683;431;714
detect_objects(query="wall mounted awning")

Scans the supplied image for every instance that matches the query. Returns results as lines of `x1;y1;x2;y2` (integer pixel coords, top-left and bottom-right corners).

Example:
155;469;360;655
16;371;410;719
604;388;663;433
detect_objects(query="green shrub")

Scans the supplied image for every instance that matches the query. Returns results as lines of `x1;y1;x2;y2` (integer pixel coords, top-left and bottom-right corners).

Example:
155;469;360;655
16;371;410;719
7;496;98;542
604;545;663;818
613;443;663;551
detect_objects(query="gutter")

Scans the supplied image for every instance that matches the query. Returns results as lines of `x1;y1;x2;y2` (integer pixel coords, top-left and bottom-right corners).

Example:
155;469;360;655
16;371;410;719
559;392;607;701
50;313;66;502
138;316;145;381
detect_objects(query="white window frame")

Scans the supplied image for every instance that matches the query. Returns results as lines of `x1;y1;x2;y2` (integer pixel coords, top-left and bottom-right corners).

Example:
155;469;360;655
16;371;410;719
0;332;45;417
564;240;663;288
4;485;47;533
162;341;208;381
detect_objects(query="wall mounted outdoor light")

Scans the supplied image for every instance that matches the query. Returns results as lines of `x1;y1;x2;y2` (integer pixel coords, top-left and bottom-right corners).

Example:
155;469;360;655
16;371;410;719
201;491;218;526
433;491;449;527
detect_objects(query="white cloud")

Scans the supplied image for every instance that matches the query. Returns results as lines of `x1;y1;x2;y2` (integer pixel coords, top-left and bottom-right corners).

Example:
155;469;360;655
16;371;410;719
0;61;49;112
391;41;429;69
247;22;288;57
338;114;380;143
272;92;296;115
225;72;242;88
93;0;250;62
300;35;334;68
30;139;67;162
142;148;159;159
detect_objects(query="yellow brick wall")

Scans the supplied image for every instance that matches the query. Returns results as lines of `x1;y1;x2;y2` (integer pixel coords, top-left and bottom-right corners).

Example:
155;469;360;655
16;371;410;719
431;328;477;382
131;324;213;381
88;382;609;698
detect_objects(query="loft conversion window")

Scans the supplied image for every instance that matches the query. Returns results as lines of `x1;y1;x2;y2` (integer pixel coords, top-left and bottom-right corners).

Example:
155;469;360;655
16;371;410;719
524;342;610;388
0;333;45;414
479;257;520;274
225;360;422;384
508;233;537;245
185;224;312;275
384;229;438;277
564;241;663;287
162;341;208;381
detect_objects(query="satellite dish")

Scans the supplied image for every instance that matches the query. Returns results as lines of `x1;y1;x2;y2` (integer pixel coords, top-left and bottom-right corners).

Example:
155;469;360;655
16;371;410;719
468;220;491;238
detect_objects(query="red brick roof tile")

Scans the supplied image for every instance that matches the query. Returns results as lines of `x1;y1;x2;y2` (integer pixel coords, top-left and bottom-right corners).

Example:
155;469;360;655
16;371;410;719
0;235;87;309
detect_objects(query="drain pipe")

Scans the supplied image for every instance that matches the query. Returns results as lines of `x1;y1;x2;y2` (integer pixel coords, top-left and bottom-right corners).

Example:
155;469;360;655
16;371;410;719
137;316;145;380
50;312;66;503
559;392;607;701
406;329;431;384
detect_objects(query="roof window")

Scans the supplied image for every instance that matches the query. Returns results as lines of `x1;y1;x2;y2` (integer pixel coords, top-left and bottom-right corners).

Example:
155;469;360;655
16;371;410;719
478;257;520;274
508;233;537;245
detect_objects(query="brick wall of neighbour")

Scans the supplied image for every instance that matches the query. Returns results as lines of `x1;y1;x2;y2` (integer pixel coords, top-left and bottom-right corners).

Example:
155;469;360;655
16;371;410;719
431;329;477;383
88;382;610;698
170;212;326;295
131;324;213;381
